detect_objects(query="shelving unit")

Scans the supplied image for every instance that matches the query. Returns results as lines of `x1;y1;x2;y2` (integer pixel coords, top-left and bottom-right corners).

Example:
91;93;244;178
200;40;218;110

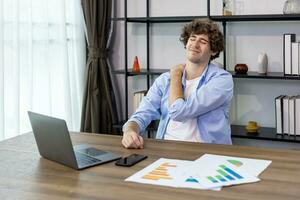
112;0;300;144
210;14;300;21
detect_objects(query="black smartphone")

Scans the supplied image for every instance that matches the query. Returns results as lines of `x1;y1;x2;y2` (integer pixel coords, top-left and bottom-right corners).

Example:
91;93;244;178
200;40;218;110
115;154;147;167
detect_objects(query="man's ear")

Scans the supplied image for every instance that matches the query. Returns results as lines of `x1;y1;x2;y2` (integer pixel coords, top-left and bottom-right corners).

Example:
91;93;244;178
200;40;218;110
212;52;217;56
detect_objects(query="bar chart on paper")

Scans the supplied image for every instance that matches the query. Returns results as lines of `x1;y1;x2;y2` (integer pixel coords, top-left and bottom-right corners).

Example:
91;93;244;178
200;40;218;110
126;158;194;188
141;162;203;185
190;156;261;189
196;154;272;177
142;162;176;181
206;165;244;184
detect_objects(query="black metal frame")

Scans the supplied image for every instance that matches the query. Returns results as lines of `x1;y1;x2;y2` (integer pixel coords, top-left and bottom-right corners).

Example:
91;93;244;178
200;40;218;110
124;0;128;120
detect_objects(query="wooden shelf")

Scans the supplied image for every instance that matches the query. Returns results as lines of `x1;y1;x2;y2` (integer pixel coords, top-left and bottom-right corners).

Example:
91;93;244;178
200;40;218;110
231;125;300;143
111;16;207;23
114;69;300;80
111;17;126;21
210;14;300;22
112;14;300;23
113;69;168;76
230;71;300;80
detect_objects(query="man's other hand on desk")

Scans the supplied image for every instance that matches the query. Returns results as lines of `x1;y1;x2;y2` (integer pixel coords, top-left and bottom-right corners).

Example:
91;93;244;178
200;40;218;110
122;122;144;149
122;131;144;149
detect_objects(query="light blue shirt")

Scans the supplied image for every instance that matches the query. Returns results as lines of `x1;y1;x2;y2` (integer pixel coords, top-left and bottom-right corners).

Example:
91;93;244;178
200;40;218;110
124;63;234;145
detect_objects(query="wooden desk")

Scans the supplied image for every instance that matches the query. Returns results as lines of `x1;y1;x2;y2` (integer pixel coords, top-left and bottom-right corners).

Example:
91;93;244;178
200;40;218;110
0;132;299;200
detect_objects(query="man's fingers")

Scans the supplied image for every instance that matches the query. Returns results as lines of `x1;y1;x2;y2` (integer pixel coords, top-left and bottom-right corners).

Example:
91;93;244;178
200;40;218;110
122;136;134;148
126;137;138;149
138;136;144;148
130;134;142;148
123;135;139;149
122;131;144;149
122;137;129;148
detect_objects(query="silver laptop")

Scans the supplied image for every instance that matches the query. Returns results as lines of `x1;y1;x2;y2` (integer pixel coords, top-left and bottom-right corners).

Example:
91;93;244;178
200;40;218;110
28;111;121;170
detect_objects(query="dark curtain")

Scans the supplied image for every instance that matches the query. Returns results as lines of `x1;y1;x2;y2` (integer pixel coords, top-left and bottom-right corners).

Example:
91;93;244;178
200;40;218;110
80;0;118;134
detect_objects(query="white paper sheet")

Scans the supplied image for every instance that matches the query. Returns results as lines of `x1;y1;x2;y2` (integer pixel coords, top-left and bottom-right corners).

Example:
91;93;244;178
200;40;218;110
186;160;260;189
125;158;210;189
125;154;271;191
195;154;272;176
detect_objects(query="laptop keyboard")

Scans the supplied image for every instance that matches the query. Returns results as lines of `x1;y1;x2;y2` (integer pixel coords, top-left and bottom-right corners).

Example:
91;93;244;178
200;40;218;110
75;152;101;166
79;147;108;157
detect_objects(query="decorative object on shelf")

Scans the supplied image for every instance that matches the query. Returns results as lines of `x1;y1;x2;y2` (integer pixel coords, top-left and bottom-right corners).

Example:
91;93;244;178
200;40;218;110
223;0;234;16
257;53;268;74
246;121;259;133
234;63;248;74
283;0;300;14
132;56;141;73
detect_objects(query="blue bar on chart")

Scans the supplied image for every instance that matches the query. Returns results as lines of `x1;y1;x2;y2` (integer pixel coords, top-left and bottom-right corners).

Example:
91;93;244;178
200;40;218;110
219;165;243;179
215;175;227;182
217;169;235;181
185;176;199;183
207;176;218;183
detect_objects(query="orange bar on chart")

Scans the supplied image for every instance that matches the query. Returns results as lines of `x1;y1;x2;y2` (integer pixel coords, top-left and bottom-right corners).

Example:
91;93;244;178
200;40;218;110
156;166;168;171
141;162;177;181
149;170;168;176
161;163;177;167
142;174;173;180
142;175;161;180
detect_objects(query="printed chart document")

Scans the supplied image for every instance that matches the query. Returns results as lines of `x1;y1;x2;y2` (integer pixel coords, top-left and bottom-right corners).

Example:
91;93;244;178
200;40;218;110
195;154;272;177
189;154;272;189
125;155;272;190
125;158;199;188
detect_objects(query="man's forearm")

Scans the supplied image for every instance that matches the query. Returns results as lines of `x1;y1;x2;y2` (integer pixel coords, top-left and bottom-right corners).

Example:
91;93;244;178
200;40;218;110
123;121;140;134
169;69;184;106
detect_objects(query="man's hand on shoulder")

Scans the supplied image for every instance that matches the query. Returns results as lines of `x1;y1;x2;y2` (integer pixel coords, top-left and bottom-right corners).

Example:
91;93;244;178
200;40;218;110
170;64;185;76
169;64;185;106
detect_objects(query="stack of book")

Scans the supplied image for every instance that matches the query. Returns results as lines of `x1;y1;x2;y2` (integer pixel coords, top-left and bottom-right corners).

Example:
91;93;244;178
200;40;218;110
275;95;300;135
133;90;147;112
284;33;300;75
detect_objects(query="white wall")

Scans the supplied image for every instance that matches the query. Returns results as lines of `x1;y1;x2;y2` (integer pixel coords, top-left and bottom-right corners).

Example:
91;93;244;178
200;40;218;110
111;0;300;128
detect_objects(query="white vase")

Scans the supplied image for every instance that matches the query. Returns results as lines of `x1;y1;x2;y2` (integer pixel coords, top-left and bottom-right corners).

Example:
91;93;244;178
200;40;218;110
257;53;268;74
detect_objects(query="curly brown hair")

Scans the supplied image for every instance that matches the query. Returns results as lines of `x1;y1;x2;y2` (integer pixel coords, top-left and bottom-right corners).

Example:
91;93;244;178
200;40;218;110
180;18;224;60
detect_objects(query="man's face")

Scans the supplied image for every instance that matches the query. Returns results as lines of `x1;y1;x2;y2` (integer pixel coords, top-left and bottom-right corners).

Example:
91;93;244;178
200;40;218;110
186;33;215;64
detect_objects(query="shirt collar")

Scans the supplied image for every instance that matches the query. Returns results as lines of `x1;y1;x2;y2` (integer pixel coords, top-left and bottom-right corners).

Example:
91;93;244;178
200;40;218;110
181;63;210;87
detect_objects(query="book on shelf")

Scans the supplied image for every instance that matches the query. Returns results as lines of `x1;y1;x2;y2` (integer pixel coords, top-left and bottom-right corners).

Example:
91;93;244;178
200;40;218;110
288;96;296;135
133;90;147;112
276;95;300;135
282;96;290;134
295;96;300;136
275;95;285;134
292;42;300;75
283;33;296;75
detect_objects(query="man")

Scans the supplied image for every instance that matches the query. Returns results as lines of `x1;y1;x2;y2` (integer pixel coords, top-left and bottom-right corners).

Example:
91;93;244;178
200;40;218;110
122;18;233;149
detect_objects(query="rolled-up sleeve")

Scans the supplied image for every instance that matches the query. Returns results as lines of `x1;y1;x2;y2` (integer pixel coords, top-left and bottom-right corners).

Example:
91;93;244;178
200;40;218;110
168;72;233;122
124;74;167;133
